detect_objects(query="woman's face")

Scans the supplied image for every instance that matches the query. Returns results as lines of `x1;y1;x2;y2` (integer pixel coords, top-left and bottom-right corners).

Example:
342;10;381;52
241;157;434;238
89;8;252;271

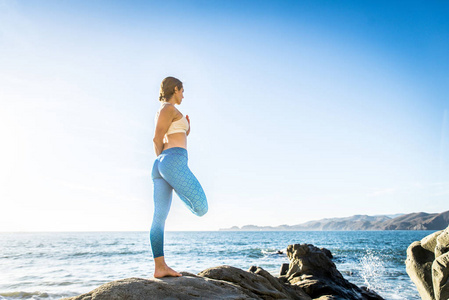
174;87;184;104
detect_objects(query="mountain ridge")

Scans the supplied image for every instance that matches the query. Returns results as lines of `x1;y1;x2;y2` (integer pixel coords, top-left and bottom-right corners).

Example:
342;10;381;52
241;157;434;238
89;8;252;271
219;210;449;231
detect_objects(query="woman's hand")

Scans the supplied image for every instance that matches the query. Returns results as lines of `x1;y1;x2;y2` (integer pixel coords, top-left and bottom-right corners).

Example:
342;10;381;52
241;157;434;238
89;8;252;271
186;115;190;136
153;105;176;156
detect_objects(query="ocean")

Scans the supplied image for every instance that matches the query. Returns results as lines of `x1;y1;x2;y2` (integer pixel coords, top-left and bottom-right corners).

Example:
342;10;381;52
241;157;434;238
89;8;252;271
0;230;433;300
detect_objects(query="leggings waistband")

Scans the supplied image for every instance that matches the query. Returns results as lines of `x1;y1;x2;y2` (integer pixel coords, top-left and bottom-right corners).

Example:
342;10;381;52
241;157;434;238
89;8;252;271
160;147;188;157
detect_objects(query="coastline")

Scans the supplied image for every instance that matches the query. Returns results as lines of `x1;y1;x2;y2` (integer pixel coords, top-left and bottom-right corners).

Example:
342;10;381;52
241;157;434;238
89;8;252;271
220;210;449;231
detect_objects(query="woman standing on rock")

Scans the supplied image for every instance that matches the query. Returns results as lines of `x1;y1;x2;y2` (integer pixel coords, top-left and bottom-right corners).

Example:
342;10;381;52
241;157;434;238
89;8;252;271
151;76;208;278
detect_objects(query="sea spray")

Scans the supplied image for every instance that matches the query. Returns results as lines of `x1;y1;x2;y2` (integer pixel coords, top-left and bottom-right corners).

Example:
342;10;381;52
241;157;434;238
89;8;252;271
359;249;386;292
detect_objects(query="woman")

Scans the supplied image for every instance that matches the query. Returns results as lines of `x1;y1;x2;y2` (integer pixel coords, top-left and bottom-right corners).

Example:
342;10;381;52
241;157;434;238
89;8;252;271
151;76;208;278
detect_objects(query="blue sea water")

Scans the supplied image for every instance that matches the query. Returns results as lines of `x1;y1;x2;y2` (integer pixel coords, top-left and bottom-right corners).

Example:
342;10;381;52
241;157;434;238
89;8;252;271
0;230;433;300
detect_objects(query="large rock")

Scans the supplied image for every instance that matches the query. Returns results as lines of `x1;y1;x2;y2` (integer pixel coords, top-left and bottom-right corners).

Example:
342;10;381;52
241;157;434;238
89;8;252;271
62;265;312;300
405;241;435;300
282;244;383;300
63;243;385;300
406;225;449;300
62;273;248;300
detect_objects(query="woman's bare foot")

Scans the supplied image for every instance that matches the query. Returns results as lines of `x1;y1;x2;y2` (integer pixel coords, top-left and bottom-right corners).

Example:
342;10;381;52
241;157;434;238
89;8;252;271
154;265;182;278
153;256;182;278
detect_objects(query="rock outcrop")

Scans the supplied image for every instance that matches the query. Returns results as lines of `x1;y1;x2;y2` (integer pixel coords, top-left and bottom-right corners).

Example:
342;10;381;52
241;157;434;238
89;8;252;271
280;244;383;300
406;226;449;300
63;244;383;300
63;266;311;300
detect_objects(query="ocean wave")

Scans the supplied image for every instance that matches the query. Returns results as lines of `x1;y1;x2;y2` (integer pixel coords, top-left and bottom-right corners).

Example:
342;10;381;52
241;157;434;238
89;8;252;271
0;290;76;300
67;250;146;258
43;281;73;286
261;248;286;256
0;291;49;298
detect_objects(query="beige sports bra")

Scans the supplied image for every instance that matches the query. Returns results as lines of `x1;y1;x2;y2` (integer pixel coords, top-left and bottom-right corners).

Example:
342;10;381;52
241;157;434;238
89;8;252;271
156;103;190;136
166;115;189;135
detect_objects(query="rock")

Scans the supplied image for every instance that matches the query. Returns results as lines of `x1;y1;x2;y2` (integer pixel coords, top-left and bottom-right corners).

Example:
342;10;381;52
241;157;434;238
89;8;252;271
320;248;333;259
285;244;342;280
283;244;383;300
421;230;443;253
405;241;435;300
249;266;312;300
199;265;310;299
313;296;338;300
280;263;289;276
62;265;312;300
435;228;449;258
63;243;384;300
433;252;449;300
406;225;449;300
62;273;250;300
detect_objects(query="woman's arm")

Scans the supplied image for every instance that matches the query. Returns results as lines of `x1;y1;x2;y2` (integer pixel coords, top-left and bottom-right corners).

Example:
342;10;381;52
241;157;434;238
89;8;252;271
153;105;175;156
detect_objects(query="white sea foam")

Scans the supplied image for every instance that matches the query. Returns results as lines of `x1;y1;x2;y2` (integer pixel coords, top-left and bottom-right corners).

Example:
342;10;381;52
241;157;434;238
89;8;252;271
359;249;386;291
357;249;419;300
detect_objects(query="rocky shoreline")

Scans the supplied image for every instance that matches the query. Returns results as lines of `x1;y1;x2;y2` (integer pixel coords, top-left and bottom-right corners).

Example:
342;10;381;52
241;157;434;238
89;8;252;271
63;244;383;300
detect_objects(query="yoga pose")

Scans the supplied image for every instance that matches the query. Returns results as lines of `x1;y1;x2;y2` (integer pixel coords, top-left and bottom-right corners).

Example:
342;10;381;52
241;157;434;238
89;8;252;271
151;76;208;278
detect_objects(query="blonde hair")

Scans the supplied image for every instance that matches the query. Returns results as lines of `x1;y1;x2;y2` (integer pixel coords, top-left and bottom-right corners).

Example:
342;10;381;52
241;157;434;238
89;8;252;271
159;76;183;102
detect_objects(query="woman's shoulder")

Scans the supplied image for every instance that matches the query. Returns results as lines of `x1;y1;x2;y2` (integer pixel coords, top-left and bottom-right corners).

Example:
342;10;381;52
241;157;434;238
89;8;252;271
156;103;180;119
158;103;176;113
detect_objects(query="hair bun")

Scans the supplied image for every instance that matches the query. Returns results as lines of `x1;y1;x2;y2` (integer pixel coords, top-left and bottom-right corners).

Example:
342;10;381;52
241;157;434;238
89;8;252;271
159;76;183;102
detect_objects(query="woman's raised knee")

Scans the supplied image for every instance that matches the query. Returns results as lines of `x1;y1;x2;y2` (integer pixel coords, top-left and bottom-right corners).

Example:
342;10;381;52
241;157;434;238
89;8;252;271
194;205;208;217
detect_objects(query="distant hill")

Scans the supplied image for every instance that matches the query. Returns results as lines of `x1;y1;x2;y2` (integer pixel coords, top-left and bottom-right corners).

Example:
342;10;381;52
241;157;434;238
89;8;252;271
219;210;449;231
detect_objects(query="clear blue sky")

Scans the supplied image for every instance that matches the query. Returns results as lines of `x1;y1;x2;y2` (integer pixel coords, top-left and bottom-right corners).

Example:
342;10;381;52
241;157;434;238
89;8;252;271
1;0;448;231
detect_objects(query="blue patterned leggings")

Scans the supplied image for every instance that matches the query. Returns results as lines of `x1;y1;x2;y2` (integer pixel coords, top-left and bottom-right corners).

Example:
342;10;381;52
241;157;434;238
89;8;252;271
150;147;208;258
